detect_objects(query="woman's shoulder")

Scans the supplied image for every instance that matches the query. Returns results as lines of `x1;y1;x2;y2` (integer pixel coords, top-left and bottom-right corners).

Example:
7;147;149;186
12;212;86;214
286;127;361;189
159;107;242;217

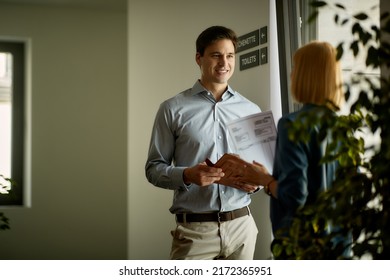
279;104;332;122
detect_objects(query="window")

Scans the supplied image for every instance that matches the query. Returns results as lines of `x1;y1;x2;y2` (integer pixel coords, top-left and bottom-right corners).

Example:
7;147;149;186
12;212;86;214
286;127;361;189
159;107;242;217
276;0;381;163
0;53;12;181
314;0;380;151
316;0;380;75
276;0;309;114
276;0;380;114
0;41;25;205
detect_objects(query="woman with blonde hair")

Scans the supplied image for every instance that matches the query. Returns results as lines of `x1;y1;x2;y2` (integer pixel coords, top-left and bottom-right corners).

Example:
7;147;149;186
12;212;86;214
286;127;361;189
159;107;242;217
291;41;343;108
217;41;344;242
267;41;343;234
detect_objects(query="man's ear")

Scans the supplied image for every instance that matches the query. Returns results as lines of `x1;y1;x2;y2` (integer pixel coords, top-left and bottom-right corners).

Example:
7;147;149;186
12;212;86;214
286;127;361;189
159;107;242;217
195;52;202;67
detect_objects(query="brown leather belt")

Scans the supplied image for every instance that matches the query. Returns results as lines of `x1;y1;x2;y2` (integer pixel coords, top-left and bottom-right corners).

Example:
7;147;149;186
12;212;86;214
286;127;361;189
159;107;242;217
175;206;250;223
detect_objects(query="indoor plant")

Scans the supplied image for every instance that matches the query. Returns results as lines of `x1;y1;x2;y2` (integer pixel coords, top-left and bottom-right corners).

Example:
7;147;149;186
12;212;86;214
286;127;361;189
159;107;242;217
271;1;389;259
0;174;13;230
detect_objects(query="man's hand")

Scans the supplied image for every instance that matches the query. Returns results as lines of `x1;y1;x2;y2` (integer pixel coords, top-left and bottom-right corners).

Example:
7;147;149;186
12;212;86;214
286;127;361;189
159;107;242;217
217;176;259;193
215;154;272;186
183;162;225;186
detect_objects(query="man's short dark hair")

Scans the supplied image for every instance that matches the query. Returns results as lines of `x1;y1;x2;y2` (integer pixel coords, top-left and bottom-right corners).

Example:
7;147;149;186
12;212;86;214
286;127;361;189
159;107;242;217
196;26;237;56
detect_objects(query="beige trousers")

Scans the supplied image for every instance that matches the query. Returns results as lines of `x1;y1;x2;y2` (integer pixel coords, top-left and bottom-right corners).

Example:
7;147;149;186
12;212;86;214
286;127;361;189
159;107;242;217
170;214;258;260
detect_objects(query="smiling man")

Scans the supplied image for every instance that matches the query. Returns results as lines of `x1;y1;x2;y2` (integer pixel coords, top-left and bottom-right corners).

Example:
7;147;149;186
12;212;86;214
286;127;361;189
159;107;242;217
145;26;262;260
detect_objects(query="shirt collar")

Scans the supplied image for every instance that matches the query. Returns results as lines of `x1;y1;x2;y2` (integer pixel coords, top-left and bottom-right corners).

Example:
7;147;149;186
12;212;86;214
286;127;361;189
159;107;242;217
191;80;236;97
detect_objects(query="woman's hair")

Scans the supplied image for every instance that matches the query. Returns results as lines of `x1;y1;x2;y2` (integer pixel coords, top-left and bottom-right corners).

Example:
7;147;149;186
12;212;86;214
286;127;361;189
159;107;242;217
196;26;237;56
290;41;343;109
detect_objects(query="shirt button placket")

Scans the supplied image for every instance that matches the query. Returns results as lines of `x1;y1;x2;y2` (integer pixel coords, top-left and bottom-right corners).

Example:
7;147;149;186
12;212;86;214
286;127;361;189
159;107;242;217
215;105;225;160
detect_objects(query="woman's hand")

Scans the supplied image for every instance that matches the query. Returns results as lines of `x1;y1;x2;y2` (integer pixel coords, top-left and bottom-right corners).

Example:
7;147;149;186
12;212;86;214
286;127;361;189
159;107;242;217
215;154;271;186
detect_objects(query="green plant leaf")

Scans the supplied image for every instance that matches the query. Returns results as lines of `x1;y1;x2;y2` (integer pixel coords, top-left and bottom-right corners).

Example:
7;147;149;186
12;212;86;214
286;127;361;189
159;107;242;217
308;11;319;24
334;14;339;24
341;18;349;26
366;45;379;67
350;40;359;57
336;43;344;60
352;22;362;35
311;1;327;8
353;13;369;21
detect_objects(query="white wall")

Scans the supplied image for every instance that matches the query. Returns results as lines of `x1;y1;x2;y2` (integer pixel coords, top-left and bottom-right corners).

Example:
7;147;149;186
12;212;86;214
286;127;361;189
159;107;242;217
129;0;274;259
0;4;127;259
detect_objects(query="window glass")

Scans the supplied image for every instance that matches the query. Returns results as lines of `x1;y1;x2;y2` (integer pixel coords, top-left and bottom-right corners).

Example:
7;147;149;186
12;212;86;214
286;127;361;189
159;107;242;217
315;0;380;152
0;42;25;205
317;0;380;75
0;52;12;185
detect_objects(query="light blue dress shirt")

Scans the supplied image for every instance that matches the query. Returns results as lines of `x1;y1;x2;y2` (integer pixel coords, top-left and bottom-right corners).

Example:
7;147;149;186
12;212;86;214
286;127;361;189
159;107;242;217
145;80;261;214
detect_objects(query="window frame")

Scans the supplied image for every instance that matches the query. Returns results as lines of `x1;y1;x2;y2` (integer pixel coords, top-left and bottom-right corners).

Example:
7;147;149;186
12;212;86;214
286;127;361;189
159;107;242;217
276;0;304;115
276;0;320;115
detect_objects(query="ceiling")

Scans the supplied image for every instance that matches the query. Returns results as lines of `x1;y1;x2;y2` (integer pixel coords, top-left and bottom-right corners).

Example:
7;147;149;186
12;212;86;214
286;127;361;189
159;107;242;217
0;0;127;11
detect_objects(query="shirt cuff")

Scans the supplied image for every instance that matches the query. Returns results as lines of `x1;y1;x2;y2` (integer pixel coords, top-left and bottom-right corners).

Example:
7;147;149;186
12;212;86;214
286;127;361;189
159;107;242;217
171;167;191;191
248;186;262;195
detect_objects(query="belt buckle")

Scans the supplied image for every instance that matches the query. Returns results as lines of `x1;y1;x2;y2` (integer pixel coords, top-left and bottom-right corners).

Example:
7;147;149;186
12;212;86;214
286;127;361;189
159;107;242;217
217;211;229;222
217;212;222;223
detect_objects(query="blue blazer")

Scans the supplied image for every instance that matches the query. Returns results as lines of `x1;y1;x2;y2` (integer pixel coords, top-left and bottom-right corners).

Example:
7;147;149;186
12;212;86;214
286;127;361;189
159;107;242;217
270;104;337;235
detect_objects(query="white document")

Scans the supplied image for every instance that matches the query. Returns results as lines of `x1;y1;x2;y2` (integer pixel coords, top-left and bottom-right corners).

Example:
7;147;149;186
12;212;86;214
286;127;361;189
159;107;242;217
227;111;277;173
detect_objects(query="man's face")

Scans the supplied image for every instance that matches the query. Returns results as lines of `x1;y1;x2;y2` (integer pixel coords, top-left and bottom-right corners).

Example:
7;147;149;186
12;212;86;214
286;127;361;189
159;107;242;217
196;39;235;88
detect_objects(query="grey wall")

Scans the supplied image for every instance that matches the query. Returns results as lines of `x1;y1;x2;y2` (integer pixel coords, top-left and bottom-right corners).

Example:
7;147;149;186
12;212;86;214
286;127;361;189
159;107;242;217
0;3;127;259
128;0;274;260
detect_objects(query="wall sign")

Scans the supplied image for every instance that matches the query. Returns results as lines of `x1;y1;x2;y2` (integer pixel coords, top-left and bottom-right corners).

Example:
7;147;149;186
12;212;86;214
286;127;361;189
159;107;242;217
238;26;268;71
260;47;268;65
239;49;259;71
260;26;268;44
236;30;259;53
